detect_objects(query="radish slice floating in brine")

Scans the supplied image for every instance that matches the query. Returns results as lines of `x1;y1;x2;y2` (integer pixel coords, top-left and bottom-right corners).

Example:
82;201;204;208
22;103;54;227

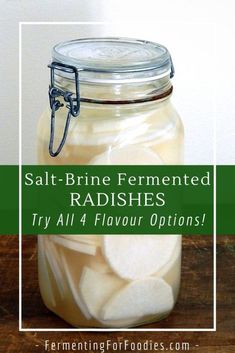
90;145;163;165
38;236;56;307
79;266;125;321
60;253;92;320
60;235;101;247
50;235;97;256
44;238;66;299
101;277;174;321
102;235;179;280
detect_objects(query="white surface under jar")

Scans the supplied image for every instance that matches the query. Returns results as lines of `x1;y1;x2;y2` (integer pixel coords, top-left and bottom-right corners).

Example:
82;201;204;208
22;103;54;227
37;37;183;328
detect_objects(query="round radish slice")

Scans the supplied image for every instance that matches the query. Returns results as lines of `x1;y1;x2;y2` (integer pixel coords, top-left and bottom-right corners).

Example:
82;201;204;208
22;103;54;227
79;266;125;320
102;235;179;280
89;146;163;165
101;277;174;321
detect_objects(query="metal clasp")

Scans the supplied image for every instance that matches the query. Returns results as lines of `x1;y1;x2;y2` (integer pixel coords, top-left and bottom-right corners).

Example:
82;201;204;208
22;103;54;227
169;55;175;79
48;62;80;157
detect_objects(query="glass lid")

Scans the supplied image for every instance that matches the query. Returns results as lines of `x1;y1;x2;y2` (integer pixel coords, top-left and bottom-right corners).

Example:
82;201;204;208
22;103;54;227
52;37;174;83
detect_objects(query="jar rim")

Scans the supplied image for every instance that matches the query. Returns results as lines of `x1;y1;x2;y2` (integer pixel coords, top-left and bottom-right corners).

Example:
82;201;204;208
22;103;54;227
52;37;174;84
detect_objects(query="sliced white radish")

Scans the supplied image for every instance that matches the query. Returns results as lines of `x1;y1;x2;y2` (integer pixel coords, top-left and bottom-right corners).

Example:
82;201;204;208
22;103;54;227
60;235;102;247
68;120;147;146
99;317;139;328
162;253;181;301
101;277;174;321
102;235;179;280
89;145;163;165
79;266;125;320
88;248;112;274
60;253;92;320
153;236;182;300
44;238;66;299
37;236;56;307
50;235;97;256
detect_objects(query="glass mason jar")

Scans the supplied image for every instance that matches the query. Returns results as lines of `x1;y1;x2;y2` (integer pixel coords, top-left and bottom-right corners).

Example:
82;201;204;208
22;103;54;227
37;38;183;328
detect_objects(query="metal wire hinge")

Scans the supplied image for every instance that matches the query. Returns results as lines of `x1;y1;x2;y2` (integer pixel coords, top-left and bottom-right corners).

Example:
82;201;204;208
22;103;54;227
48;62;80;157
169;55;175;79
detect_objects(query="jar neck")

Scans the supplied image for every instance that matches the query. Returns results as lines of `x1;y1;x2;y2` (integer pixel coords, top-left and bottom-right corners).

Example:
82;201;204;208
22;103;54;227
54;74;173;104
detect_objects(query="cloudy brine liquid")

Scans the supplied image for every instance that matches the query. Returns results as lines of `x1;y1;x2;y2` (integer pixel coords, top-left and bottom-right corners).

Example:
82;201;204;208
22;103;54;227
38;234;181;328
37;99;183;166
37;92;183;327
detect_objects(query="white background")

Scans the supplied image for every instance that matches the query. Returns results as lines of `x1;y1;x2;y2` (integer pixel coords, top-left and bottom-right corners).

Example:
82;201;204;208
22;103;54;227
1;0;235;164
